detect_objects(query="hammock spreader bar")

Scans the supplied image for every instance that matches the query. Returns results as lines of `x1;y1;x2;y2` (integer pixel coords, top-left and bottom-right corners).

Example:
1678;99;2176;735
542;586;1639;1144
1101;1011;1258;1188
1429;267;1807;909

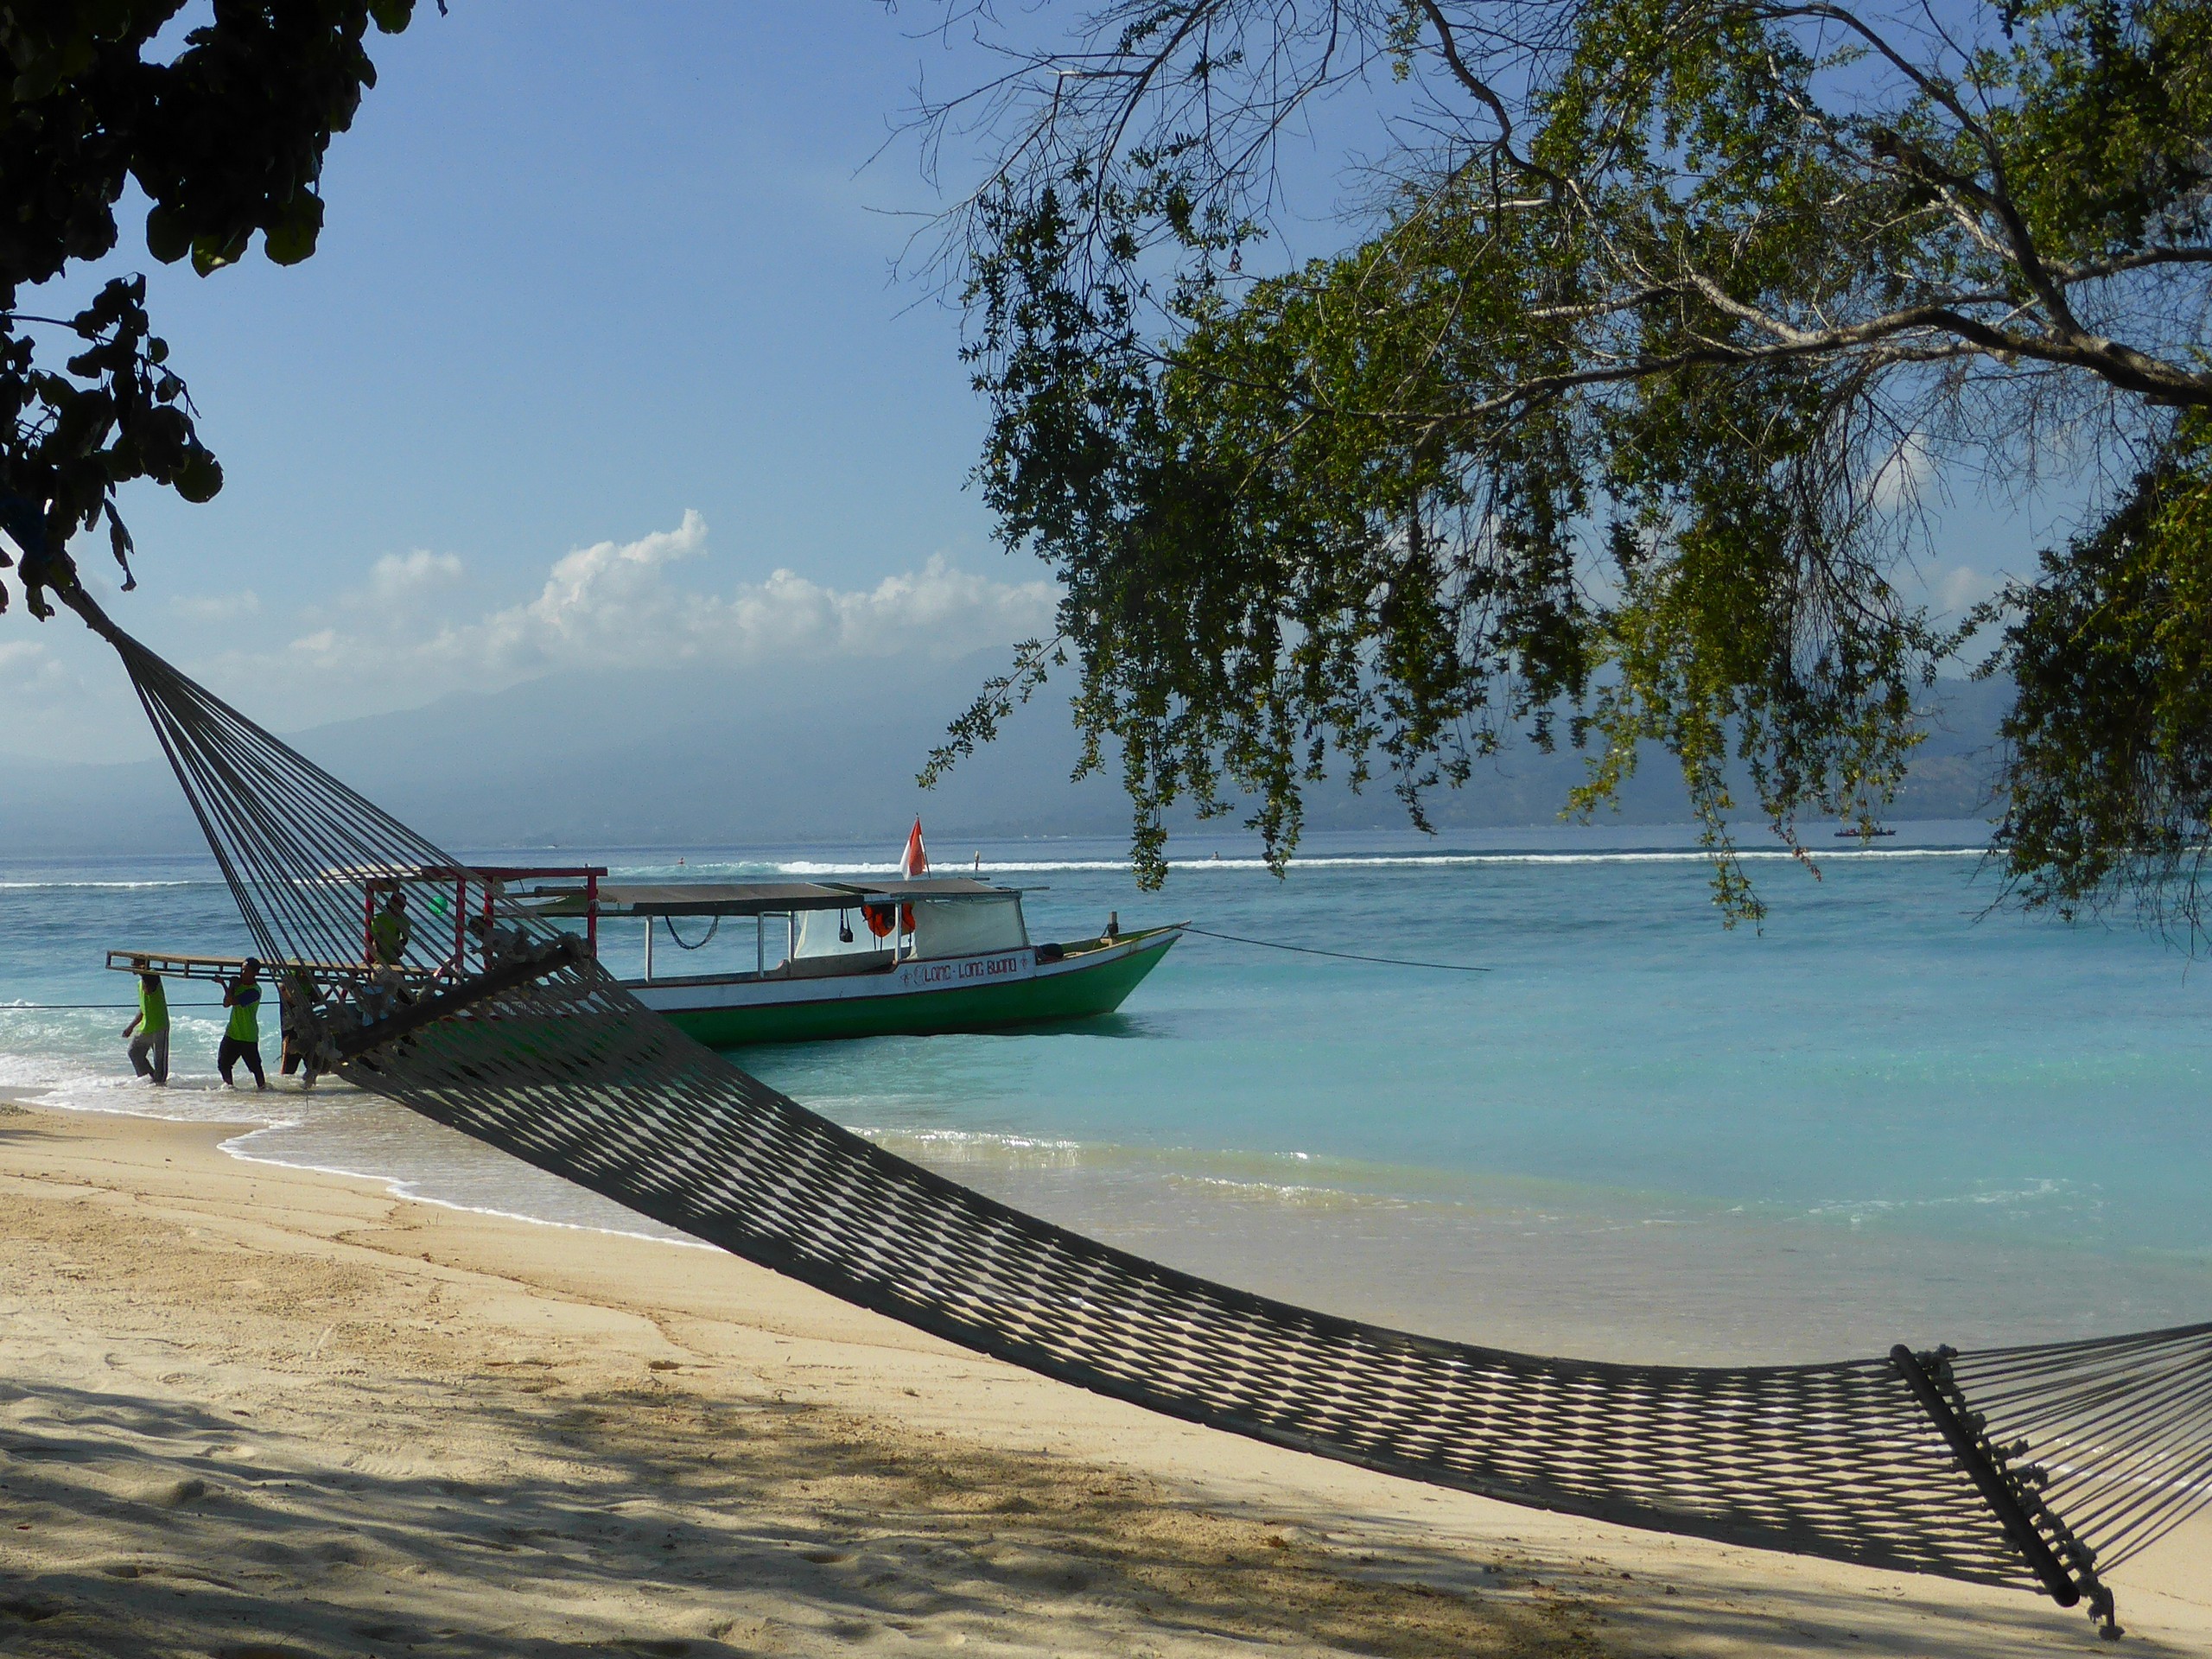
68;588;2211;1638
1891;1344;2082;1611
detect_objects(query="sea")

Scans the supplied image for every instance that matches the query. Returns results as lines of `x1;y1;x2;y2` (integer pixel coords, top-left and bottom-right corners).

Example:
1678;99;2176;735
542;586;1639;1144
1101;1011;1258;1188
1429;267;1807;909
5;821;2209;1366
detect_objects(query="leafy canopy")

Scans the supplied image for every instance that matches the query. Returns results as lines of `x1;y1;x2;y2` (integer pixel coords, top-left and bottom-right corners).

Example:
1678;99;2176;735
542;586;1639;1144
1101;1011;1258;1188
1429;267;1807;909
918;0;2212;922
0;0;424;618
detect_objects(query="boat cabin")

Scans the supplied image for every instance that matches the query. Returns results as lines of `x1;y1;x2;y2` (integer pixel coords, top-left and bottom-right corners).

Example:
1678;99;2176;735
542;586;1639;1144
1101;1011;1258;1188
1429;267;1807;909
522;876;1033;987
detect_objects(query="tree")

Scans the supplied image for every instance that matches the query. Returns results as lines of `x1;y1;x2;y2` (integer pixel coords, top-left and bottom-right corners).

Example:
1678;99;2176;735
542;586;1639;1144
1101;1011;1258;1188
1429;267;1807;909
914;0;2212;923
0;0;426;620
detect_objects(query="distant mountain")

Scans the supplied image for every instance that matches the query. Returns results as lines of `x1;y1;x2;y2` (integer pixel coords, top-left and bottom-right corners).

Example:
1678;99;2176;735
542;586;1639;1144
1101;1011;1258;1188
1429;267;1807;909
0;655;2009;855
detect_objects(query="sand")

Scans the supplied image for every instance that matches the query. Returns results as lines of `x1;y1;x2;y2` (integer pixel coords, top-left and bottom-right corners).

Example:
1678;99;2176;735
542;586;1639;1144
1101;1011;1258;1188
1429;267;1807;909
2;1095;2206;1659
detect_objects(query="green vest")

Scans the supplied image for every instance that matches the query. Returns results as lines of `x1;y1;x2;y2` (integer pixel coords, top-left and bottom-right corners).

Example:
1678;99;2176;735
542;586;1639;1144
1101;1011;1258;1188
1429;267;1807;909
371;908;410;965
137;977;169;1036
226;982;261;1043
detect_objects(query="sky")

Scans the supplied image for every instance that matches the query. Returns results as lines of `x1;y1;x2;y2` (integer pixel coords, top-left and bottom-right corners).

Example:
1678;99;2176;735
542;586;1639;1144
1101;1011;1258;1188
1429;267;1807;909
0;2;2048;769
6;3;1060;761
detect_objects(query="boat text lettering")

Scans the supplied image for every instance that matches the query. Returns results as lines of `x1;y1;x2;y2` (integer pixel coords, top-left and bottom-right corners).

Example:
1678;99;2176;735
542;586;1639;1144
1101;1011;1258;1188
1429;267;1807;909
899;951;1033;991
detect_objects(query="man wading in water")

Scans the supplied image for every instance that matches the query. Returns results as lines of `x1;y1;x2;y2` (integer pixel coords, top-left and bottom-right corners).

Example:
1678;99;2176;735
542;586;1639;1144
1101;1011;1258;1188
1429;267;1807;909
220;958;267;1090
121;959;168;1085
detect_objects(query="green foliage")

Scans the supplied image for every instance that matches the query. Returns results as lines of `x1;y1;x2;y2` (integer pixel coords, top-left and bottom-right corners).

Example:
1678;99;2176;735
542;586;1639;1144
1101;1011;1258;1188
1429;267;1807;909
1987;421;2212;930
929;0;2212;921
1997;0;2212;259
0;0;424;616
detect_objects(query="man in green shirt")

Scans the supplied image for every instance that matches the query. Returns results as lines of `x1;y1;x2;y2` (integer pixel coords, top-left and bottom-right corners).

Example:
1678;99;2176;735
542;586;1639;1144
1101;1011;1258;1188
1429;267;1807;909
367;889;415;1007
121;960;168;1085
370;891;410;967
219;957;267;1090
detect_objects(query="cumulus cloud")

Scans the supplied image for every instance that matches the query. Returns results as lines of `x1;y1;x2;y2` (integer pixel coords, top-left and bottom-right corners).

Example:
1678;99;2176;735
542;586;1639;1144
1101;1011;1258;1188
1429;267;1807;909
0;639;86;717
1931;564;2001;620
0;628;153;763
170;589;262;623
0;638;65;689
194;512;1058;722
447;513;1055;679
1871;432;1936;513
360;550;464;607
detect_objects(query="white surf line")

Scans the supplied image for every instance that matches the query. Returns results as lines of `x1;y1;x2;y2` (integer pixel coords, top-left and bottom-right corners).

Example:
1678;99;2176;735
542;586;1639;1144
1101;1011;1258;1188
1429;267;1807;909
756;849;1990;874
218;1131;718;1252
0;878;209;889
13;1065;715;1253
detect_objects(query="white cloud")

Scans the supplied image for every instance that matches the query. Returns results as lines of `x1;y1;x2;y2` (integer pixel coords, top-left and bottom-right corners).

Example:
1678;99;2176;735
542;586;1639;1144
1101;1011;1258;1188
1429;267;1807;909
0;628;149;763
1932;564;2001;620
0;639;61;684
170;589;262;622
1872;432;1936;513
193;512;1058;724
360;549;464;607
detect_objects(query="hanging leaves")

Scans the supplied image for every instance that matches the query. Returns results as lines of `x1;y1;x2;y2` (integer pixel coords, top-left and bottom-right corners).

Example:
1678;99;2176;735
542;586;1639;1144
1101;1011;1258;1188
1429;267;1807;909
928;0;2212;921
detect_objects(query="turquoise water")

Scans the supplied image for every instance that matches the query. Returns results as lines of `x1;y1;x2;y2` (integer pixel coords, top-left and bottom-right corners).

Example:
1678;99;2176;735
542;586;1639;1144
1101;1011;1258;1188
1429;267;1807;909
5;823;2208;1362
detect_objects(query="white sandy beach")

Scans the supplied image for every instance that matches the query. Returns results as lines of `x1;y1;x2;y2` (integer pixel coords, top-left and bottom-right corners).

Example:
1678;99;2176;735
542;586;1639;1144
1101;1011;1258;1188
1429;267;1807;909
2;1093;2207;1658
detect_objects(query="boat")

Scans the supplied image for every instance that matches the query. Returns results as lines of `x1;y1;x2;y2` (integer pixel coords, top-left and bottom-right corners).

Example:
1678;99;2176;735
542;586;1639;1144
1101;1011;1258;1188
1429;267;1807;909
106;834;1182;1050
543;874;1179;1047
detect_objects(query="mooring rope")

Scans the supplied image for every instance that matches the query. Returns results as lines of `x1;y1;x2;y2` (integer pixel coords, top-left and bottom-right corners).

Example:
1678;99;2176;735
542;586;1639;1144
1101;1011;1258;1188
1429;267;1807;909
1183;925;1490;972
58;584;2212;1638
0;1001;226;1010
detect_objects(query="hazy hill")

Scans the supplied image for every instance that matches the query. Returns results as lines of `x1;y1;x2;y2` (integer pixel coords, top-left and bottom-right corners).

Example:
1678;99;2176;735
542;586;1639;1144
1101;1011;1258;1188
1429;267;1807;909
0;655;2009;855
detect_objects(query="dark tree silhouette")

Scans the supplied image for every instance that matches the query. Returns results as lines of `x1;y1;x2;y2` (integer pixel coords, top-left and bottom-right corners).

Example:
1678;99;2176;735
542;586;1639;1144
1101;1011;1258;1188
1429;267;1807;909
0;1;428;618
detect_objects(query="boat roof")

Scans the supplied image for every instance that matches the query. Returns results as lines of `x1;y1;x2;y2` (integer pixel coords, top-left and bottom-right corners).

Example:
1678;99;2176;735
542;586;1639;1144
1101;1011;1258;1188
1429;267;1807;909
530;878;1020;918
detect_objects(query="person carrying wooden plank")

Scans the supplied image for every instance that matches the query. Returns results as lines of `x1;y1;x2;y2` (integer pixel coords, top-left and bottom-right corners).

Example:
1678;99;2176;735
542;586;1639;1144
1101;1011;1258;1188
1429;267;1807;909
219;959;267;1090
121;959;168;1086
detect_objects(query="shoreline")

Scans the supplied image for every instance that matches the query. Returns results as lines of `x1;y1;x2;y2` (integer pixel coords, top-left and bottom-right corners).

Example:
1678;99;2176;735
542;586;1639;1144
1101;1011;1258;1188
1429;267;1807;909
19;1063;2212;1366
3;1093;2205;1656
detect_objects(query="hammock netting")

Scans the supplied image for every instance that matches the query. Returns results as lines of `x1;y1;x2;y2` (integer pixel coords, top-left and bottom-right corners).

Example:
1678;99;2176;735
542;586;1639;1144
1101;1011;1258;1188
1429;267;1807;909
73;596;2212;1636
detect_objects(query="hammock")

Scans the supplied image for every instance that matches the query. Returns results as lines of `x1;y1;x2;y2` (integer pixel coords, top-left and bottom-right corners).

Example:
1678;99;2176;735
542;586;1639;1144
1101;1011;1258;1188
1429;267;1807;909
69;593;2212;1637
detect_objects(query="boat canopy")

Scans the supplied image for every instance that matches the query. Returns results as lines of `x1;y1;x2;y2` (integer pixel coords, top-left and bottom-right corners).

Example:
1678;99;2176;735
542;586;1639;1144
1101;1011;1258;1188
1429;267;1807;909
530;877;1017;918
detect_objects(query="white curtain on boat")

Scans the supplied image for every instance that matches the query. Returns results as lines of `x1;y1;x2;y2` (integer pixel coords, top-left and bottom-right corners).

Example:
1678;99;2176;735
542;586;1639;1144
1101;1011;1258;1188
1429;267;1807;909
794;907;886;960
910;895;1028;959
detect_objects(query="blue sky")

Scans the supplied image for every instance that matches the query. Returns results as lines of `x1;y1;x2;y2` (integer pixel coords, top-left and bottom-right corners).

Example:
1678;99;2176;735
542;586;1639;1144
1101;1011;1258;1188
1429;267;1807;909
11;3;1050;760
119;3;995;591
3;2;2039;766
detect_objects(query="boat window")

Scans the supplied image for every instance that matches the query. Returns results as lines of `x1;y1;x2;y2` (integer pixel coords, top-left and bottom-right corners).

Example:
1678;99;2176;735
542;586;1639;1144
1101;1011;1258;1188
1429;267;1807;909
909;895;1028;960
794;907;887;961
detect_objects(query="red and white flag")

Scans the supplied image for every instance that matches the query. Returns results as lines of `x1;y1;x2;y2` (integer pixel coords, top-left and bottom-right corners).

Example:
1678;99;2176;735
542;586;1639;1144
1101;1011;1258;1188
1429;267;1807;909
898;817;929;880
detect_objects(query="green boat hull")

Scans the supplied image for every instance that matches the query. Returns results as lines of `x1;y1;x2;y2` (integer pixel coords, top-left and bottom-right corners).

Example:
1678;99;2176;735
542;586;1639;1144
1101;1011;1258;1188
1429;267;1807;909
652;931;1177;1049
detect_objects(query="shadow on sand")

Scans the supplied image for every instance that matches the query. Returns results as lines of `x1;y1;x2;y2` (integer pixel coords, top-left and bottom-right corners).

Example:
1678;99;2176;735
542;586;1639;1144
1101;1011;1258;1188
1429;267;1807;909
0;1369;2145;1659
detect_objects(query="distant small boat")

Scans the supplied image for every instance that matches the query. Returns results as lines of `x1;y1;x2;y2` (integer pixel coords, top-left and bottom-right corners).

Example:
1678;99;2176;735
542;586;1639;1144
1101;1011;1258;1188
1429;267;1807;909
1833;827;1898;838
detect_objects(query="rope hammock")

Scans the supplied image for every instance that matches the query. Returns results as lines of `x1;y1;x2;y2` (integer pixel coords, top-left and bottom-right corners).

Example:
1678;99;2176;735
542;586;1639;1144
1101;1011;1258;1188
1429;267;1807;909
67;592;2212;1638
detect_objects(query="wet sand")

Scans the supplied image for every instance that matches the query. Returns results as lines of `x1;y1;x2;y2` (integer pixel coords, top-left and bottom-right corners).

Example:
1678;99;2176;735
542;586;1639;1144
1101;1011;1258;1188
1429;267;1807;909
2;1095;2206;1657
